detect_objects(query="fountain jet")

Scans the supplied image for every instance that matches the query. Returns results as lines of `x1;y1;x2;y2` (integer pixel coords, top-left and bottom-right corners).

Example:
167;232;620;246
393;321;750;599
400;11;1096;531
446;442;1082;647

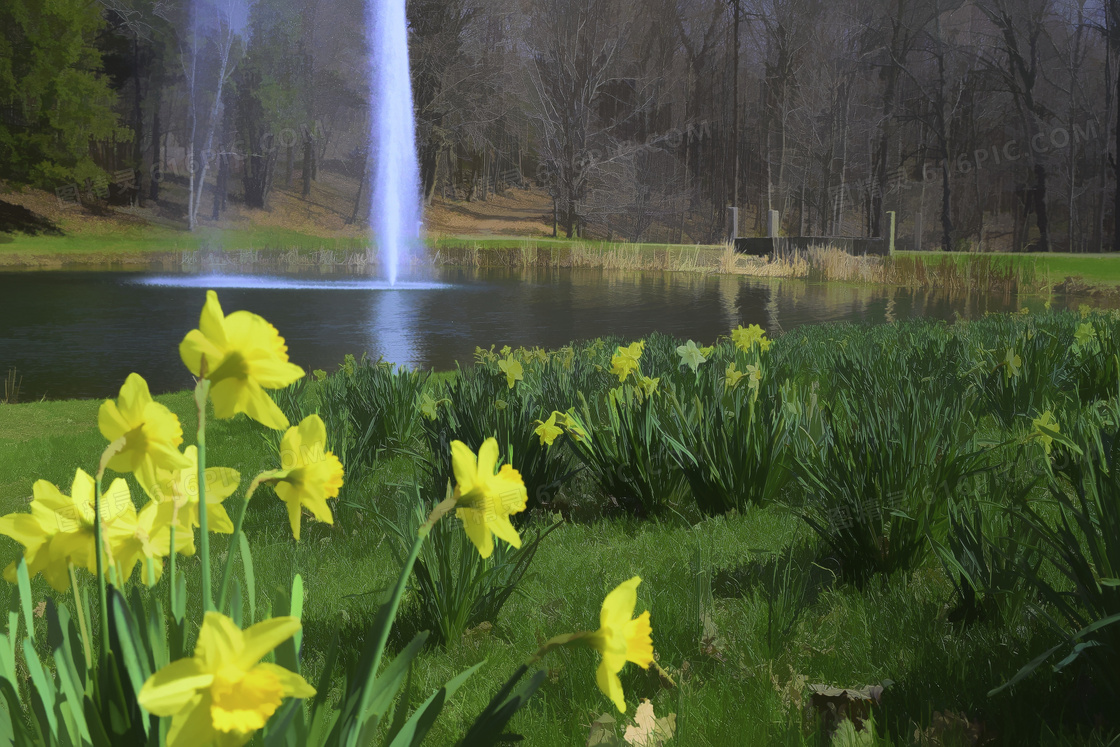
367;0;422;285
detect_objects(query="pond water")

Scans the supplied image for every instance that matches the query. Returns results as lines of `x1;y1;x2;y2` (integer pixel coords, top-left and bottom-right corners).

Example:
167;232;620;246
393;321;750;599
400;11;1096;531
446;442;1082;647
0;266;1073;400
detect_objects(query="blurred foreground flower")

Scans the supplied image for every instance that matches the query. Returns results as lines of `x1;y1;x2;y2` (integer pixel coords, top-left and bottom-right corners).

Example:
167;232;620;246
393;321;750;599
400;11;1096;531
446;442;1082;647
138;613;314;747
180;290;305;430
451;437;527;558
0;469;136;590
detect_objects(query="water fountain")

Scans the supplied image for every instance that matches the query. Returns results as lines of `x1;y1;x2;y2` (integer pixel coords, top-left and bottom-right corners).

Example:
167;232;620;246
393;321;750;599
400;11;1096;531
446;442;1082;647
366;0;422;285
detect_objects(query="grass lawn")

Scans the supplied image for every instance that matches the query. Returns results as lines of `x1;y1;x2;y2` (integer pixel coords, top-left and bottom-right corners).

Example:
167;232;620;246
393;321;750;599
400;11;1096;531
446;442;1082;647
0;226;372;258
894;250;1120;287
1;316;1110;744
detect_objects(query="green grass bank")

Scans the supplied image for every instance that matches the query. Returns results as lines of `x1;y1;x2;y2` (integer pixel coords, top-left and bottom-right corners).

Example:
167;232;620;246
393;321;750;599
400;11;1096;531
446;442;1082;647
2;311;1119;744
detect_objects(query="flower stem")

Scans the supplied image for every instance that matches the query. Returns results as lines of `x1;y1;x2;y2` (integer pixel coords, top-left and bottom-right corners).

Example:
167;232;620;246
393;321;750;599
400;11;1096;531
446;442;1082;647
69;564;93;669
217;471;278;613
195;378;213;611
169;524;177;612
93;476;110;658
367;497;456;676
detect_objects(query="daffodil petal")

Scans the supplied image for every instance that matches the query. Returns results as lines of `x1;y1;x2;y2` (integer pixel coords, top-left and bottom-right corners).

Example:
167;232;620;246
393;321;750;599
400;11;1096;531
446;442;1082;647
194;612;244;670
165;692;217;747
236;616;303;671
600;576;640;631
596;657;627;713
254;663;316;700
450;440;479;493
457;508;493;559
137;658;213;716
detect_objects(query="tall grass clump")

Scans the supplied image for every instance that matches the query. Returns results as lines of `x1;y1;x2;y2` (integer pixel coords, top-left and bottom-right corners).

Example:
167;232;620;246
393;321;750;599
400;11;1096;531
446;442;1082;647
794;326;988;583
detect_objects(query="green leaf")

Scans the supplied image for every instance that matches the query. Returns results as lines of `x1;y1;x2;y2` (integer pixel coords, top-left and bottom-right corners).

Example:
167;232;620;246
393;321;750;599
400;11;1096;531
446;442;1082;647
22;637;57;738
291;574;304;652
459;665;546;747
363;632;429;724
109;590;153;732
387;661;482;747
15;559;32;645
240;532;257;622
46;602;91;744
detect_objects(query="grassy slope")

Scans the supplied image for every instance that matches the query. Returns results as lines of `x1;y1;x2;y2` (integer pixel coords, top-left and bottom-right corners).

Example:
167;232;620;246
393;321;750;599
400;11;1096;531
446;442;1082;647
0;390;1084;744
0;227;706;259
0;226;370;257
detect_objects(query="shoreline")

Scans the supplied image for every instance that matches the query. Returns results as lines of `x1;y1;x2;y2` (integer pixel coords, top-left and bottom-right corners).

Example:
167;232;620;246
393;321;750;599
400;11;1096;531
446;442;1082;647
2;234;1120;299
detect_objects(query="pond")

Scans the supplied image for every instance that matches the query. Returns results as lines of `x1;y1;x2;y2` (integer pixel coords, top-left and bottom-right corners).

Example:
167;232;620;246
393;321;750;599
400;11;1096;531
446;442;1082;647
0;266;1071;400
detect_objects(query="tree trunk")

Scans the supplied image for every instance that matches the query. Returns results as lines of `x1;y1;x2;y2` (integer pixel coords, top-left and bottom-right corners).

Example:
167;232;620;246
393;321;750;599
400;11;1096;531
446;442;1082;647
149;75;161;202
1034;164;1050;252
1114;59;1120;251
302;137;313;197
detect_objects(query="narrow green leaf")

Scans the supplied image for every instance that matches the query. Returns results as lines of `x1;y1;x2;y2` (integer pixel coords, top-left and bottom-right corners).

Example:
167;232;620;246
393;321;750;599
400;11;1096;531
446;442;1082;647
291;574;304;652
230;579;243;629
22;637;57;737
388;661;482;747
109;592;153;733
16;560;33;645
49;608;91;743
240;532;256;622
364;632;429;723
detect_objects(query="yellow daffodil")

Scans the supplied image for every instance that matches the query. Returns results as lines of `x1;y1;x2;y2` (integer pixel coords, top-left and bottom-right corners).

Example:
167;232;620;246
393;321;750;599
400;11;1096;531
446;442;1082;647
676;340;706;373
1032;410;1059;454
0;470;137;590
725;363;745;389
497;356;524;389
117;501;194;585
561;411;589;442
610;342;644;382
635;374;660;398
746;363;762;396
731;324;771;353
451;438;528;559
534;412;565;447
273;415;344;541
0;509;60;588
138;613;315;747
587;576;654;713
1002;349;1022;380
1074;322;1097;349
99;373;191;492
180;290;305;430
1079;303;1091;318
146;445;238;543
417;392;447;421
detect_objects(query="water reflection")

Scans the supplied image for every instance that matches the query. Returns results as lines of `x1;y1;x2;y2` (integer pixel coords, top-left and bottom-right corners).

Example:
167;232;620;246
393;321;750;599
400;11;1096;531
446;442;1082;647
0;267;1086;400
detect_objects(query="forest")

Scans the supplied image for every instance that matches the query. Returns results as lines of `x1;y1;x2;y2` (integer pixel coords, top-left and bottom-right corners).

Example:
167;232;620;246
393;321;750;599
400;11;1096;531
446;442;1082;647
3;0;1120;251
